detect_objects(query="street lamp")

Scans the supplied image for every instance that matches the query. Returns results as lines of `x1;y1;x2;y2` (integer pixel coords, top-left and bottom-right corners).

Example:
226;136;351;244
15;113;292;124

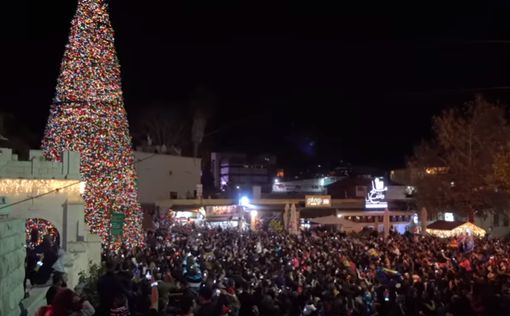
239;196;250;207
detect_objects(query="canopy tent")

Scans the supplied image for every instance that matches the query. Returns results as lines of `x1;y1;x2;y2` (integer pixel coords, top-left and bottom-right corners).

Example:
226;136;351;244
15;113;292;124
309;215;364;232
311;215;347;225
426;220;486;238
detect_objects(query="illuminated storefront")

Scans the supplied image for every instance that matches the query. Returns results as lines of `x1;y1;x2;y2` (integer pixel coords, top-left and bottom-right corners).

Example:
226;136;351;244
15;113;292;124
426;220;486;238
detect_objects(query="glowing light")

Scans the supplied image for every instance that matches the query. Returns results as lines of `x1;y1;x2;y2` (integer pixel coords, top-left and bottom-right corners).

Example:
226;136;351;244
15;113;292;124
365;177;388;209
250;210;258;217
40;0;143;248
0;179;81;201
79;181;86;195
239;196;250;206
305;195;331;207
426;222;486;238
425;167;448;175
337;214;343;218
175;211;193;218
444;212;454;222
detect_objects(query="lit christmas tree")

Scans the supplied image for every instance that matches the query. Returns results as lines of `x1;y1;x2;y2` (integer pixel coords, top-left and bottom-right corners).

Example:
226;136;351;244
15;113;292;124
41;0;143;247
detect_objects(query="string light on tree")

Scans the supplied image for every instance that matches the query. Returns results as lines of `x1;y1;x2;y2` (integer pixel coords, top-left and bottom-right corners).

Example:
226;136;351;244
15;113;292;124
41;0;143;248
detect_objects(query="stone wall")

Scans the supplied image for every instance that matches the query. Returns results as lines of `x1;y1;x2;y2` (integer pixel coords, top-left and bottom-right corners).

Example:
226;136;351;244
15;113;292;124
0;217;26;316
0;148;102;314
0;148;80;180
0;148;83;250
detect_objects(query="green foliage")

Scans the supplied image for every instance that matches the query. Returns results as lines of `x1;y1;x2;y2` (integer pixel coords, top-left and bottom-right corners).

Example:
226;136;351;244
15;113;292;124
77;261;105;308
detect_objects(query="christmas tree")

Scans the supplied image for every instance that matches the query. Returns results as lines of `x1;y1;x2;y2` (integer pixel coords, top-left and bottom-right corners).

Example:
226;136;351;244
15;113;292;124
41;0;143;247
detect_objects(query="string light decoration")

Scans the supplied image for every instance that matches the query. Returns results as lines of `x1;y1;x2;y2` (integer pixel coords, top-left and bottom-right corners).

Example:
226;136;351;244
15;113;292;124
41;0;143;248
0;179;81;200
26;218;59;248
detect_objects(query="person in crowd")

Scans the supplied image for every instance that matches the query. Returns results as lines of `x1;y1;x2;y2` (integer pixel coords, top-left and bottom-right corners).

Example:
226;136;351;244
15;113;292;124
50;288;95;316
32;236;59;285
195;286;218;316
157;269;180;312
52;242;66;282
179;295;195;316
97;260;122;316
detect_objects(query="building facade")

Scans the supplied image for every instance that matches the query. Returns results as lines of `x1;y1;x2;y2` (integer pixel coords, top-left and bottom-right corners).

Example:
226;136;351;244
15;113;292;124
0;148;101;316
134;151;202;202
272;176;342;194
211;152;276;193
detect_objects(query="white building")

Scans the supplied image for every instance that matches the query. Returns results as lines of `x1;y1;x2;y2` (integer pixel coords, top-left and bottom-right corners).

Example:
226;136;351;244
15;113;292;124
134;151;202;203
272;176;342;194
0;148;101;316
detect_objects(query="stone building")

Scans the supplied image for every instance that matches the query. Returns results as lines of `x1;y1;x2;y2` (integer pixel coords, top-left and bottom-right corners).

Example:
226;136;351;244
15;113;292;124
0;147;101;316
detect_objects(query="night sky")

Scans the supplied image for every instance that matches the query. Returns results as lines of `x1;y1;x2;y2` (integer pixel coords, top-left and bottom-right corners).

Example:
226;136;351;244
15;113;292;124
4;1;510;170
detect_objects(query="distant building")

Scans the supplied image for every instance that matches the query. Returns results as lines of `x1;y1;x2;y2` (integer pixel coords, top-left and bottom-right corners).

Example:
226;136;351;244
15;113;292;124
134;151;201;203
210;152;276;193
272;176;342;194
325;175;371;199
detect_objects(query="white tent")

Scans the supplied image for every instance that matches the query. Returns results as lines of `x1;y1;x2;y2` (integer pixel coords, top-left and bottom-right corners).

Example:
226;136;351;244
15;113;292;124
310;215;363;232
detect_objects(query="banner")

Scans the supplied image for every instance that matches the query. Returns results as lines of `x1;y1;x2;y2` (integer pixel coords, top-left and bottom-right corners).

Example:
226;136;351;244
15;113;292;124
111;212;125;237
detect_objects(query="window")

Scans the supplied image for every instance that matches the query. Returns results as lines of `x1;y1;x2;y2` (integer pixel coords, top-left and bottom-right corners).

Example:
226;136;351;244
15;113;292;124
504;216;509;227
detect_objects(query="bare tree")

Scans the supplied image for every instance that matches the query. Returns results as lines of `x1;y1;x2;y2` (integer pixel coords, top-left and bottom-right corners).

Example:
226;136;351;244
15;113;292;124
190;86;216;157
409;95;510;218
135;103;188;154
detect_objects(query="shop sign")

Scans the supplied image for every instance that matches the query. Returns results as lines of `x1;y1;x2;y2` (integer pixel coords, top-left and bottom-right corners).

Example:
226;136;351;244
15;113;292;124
365;177;388;209
305;195;331;207
206;205;238;217
111;212;125;237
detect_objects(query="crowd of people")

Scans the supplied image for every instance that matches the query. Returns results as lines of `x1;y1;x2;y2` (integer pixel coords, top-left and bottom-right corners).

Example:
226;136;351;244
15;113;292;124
36;222;510;316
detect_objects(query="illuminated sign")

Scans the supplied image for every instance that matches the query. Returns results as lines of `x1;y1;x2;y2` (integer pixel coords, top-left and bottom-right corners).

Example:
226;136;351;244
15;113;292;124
206;205;238;217
365;177;388;209
305;195;331;208
175;211;194;219
444;212;454;222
